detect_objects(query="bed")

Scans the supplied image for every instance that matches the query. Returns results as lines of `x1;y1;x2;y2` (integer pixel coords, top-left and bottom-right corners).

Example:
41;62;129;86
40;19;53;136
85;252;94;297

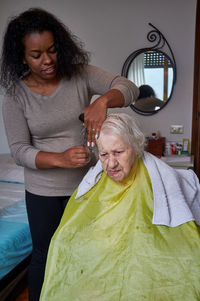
0;154;32;301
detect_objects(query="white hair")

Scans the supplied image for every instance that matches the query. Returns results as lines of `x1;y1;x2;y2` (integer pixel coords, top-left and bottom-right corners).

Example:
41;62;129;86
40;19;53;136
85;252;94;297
100;113;145;157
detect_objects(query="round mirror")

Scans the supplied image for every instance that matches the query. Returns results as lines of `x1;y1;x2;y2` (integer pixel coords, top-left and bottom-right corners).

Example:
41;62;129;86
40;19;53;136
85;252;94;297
122;49;176;115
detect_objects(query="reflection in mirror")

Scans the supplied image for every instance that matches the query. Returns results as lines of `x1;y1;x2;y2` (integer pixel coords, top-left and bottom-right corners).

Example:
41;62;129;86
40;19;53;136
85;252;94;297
122;23;177;116
134;85;166;112
128;51;173;99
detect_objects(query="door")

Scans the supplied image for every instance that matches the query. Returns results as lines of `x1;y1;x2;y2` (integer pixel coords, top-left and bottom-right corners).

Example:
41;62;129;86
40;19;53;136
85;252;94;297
192;0;200;178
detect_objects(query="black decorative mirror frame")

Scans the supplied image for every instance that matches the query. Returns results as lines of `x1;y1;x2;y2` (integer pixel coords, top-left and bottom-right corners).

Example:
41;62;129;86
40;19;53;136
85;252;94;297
122;23;177;116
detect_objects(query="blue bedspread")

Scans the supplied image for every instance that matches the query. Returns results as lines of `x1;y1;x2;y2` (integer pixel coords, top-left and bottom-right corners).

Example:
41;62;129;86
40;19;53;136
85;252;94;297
0;175;32;279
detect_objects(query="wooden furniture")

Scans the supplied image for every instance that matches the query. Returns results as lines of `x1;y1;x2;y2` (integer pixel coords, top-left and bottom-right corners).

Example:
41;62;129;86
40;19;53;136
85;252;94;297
0;256;30;301
146;137;165;158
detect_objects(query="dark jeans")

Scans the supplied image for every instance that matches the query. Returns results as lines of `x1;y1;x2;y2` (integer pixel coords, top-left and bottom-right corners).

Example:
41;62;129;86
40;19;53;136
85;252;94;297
25;191;70;301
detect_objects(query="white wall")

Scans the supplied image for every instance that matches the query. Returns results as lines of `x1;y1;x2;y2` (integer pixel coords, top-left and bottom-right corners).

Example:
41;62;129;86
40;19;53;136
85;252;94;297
0;0;197;153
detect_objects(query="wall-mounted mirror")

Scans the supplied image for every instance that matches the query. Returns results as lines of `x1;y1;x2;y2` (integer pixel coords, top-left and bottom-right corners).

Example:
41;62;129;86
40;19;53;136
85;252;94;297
122;23;177;116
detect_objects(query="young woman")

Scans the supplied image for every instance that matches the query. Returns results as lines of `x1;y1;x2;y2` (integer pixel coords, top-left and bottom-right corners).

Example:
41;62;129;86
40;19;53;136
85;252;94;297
0;8;139;301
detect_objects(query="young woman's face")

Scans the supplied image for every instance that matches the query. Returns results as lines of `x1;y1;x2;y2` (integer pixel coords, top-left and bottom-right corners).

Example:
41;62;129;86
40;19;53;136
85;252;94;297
23;30;58;80
97;130;136;182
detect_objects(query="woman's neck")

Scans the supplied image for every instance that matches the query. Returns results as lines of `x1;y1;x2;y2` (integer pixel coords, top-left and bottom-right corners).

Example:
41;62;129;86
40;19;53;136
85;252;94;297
23;73;62;96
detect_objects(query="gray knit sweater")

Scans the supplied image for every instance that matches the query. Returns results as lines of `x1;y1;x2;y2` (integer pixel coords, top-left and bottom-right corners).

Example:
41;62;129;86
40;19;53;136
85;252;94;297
3;65;139;196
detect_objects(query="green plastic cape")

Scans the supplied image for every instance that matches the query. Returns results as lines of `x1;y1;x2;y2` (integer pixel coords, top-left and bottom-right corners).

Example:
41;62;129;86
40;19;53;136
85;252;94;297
40;159;200;301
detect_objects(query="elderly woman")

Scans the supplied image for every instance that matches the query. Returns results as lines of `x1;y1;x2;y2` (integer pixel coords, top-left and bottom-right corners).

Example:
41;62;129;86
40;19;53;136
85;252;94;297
40;113;200;301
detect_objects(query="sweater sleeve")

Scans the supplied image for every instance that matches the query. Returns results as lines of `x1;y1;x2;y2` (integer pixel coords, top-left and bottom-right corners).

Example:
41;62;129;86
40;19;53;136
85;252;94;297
85;65;139;106
2;94;39;169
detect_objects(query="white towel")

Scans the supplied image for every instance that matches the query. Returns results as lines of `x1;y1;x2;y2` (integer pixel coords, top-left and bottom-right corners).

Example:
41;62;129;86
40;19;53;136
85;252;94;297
143;152;200;227
75;160;103;199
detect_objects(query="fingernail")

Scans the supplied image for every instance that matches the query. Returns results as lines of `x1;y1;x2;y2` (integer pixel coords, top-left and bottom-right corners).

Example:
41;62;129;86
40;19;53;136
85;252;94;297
91;142;95;148
95;133;98;140
87;141;90;147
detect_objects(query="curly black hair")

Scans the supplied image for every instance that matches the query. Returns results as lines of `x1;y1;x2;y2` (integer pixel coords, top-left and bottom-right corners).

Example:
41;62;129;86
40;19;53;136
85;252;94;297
138;85;156;99
0;7;90;89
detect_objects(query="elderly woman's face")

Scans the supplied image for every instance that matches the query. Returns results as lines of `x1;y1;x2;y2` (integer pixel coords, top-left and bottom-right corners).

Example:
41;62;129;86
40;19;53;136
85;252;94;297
97;131;135;182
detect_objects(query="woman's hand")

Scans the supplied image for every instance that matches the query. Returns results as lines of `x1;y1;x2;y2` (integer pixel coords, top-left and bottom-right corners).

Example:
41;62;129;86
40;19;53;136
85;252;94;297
35;146;91;169
82;89;125;147
82;97;107;147
59;146;91;168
